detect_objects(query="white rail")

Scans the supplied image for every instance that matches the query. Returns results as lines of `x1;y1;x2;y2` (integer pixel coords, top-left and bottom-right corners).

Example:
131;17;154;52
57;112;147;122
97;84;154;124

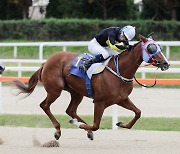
3;60;180;78
0;41;180;60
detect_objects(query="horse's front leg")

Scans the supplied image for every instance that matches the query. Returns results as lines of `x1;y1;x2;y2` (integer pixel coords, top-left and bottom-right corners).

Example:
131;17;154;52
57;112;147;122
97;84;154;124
117;97;141;129
71;102;105;138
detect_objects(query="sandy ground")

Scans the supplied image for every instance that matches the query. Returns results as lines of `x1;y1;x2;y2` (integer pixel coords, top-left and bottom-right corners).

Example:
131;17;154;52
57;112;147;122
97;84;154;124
1;86;180;117
0;126;180;154
0;86;180;154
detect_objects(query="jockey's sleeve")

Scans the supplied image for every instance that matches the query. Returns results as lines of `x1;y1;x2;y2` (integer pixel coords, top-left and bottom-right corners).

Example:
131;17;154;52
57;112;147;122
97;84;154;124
106;39;120;51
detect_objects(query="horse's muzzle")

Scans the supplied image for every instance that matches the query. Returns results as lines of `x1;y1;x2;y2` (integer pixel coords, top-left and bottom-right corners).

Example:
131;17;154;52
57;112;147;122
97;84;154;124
159;60;170;71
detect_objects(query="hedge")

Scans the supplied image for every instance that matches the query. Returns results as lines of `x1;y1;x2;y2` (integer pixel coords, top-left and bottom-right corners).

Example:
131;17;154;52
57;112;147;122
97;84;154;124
0;18;179;41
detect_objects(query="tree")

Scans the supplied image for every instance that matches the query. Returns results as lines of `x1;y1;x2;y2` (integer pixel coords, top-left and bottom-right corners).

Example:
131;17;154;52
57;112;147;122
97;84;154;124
164;0;179;20
141;0;180;20
0;0;22;19
87;0;137;20
9;0;32;19
46;0;138;20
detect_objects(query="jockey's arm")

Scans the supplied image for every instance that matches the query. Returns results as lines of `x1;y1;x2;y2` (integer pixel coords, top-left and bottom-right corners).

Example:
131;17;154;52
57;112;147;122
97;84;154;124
106;35;132;51
105;33;120;50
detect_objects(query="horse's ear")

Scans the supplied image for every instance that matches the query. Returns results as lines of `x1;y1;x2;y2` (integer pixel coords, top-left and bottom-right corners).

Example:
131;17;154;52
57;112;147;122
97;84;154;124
148;36;153;39
139;34;148;43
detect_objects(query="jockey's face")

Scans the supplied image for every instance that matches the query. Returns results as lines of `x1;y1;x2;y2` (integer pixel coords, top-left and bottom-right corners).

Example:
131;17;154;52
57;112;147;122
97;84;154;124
119;32;127;41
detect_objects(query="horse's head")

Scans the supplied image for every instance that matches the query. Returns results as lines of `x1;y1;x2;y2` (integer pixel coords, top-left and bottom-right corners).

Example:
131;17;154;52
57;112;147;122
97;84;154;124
139;34;170;71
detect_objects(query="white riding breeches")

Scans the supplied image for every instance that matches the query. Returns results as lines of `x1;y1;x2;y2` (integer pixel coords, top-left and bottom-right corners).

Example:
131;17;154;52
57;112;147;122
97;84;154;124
88;38;119;59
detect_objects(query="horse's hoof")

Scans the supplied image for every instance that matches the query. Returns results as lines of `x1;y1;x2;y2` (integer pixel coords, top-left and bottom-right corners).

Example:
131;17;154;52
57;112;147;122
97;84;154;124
54;131;61;140
87;132;93;140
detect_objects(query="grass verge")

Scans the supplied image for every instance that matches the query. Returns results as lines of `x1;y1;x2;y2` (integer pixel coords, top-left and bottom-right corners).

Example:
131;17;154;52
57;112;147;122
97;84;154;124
0;114;180;131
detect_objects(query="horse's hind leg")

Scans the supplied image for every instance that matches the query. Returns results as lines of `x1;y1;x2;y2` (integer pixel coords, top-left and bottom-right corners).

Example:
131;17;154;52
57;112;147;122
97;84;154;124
66;91;84;122
40;92;62;140
66;90;94;140
116;97;141;129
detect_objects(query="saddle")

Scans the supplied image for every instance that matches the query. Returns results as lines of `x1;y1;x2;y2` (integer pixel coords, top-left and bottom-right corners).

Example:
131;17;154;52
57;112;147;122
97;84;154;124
70;53;111;98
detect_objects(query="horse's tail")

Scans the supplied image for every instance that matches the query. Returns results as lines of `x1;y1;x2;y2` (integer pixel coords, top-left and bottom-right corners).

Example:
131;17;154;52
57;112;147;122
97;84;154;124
12;63;44;96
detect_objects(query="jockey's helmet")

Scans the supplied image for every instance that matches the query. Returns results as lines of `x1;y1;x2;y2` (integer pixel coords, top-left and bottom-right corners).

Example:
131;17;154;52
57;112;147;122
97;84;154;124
122;25;136;41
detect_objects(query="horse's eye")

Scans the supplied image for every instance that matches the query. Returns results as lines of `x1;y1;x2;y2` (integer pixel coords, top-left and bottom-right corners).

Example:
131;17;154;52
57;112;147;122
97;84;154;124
147;44;157;54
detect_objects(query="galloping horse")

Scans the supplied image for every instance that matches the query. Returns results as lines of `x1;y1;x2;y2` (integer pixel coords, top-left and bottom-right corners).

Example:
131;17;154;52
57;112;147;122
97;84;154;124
12;34;169;140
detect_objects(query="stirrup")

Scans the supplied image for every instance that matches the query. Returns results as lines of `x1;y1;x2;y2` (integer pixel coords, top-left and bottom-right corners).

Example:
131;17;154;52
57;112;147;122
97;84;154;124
79;64;87;72
79;60;90;72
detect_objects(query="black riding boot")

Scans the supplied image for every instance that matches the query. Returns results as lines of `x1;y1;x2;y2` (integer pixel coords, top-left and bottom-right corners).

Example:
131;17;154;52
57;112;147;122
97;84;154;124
80;54;105;72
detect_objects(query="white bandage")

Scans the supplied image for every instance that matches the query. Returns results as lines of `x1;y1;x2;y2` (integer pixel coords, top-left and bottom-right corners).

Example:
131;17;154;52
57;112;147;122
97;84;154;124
72;118;84;127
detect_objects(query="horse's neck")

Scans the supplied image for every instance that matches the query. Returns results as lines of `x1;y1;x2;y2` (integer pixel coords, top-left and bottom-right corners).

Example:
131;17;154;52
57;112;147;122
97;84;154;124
118;45;142;79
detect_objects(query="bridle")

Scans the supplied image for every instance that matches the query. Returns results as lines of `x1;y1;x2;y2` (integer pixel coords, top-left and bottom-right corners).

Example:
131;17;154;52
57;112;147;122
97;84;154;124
133;38;163;88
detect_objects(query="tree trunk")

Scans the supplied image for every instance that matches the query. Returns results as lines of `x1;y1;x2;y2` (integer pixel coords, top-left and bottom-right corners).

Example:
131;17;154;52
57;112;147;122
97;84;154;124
103;0;107;20
23;9;27;19
171;8;176;20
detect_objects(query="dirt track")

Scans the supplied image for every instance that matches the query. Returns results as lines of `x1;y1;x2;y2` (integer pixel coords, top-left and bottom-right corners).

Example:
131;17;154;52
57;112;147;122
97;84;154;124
1;86;180;153
2;86;180;117
0;126;180;154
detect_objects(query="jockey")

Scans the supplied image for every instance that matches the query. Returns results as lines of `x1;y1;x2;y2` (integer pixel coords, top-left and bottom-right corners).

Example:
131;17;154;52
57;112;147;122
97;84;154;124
80;25;136;71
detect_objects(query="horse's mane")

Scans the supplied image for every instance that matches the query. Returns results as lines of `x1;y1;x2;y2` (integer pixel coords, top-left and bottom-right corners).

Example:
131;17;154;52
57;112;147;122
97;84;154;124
133;40;141;48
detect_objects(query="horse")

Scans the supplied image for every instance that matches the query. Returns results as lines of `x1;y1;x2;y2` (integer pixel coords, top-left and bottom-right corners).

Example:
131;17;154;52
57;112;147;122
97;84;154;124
12;34;169;140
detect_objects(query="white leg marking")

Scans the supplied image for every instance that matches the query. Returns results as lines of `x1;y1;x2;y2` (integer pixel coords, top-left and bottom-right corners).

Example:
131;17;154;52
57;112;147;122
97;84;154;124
71;118;84;127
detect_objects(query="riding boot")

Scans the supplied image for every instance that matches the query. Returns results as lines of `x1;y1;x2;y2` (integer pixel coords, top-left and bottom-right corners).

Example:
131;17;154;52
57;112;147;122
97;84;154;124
80;54;105;72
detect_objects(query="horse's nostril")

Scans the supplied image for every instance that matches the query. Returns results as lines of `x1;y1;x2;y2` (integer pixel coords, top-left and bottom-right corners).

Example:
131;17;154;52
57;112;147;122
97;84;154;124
160;61;170;71
162;61;169;66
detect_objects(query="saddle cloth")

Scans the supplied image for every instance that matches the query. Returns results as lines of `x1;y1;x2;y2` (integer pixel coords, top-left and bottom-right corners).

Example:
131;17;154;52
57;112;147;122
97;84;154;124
70;53;111;98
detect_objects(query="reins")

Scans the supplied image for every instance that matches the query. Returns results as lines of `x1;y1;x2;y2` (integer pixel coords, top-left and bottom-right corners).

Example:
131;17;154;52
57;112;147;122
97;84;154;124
133;72;157;88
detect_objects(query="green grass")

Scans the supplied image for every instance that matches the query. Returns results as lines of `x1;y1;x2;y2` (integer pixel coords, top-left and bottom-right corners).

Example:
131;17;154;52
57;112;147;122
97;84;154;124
0;114;180;131
0;45;88;59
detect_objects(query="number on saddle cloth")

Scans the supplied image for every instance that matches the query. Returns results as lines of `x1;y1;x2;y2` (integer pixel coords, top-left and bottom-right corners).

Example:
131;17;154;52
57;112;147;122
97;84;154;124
70;53;92;79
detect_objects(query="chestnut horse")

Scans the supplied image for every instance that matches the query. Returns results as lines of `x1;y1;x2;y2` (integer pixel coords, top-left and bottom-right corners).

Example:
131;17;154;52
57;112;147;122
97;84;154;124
12;35;169;140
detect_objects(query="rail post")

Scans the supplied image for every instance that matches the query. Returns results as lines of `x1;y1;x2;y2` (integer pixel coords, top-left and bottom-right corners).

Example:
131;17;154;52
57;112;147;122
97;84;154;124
112;105;118;129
